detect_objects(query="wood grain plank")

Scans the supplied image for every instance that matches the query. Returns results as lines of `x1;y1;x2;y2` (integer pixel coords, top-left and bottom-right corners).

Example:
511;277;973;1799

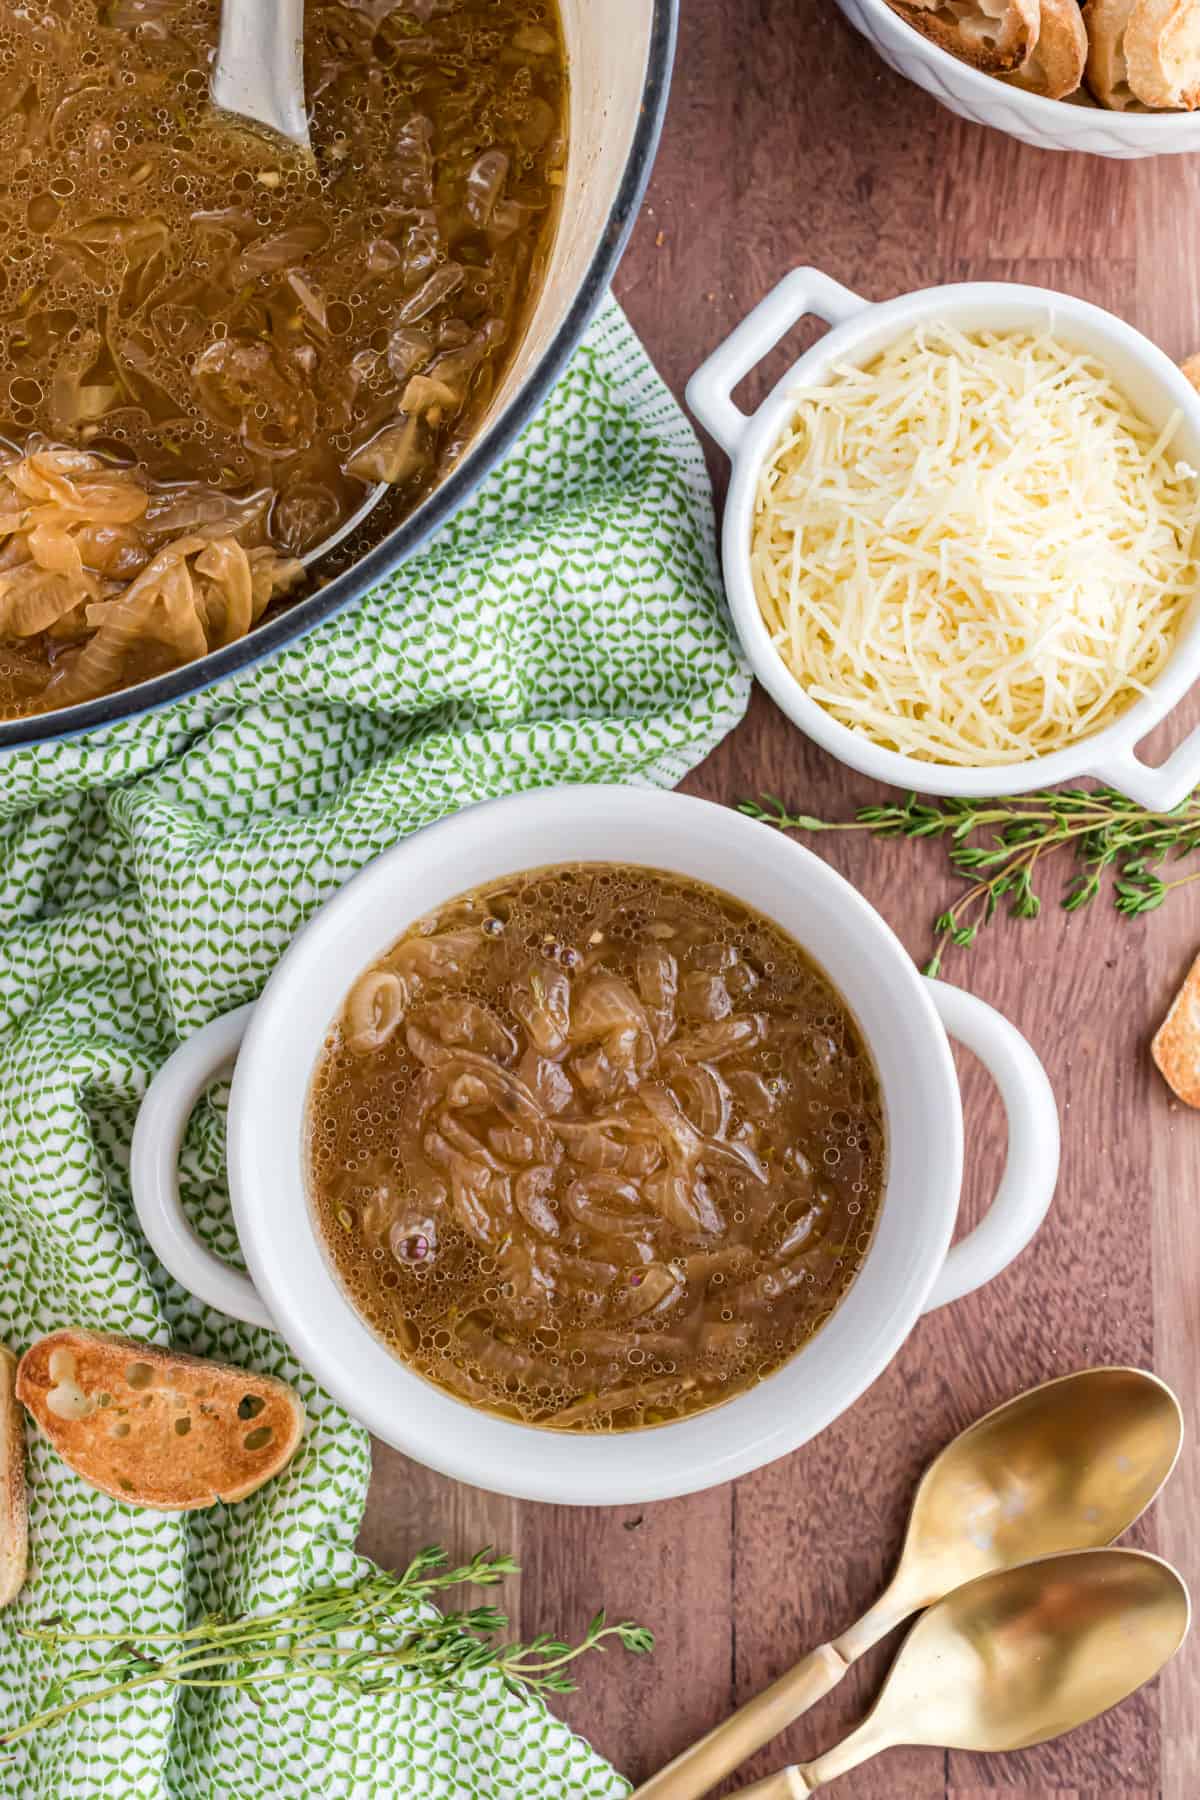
954;1791;1159;1800
1149;934;1200;1800
937;129;1142;264
1134;129;1200;1800
358;1454;522;1618
525;1493;734;1784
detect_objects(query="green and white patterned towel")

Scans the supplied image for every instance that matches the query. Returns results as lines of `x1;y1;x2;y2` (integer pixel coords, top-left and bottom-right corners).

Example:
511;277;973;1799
0;296;749;1800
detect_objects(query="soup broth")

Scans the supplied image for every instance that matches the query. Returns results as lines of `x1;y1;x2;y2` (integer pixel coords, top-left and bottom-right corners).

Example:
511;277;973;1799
0;0;566;715
308;865;886;1432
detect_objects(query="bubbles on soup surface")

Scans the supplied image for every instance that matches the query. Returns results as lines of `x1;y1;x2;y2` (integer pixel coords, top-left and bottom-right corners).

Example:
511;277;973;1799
307;865;886;1432
0;0;566;715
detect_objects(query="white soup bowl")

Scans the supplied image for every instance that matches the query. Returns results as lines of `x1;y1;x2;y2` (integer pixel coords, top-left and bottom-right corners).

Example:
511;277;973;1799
130;787;1059;1505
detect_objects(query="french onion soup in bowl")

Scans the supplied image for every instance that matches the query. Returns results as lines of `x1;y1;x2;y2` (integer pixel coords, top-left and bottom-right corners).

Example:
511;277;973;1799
130;788;1059;1503
308;863;886;1432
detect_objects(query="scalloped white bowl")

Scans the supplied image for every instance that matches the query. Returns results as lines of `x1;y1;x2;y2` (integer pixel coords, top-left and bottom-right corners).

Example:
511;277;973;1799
835;0;1200;158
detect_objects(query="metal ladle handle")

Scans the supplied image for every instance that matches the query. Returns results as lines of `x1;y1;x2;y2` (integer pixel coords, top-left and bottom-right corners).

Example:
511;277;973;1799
213;0;311;150
211;3;393;568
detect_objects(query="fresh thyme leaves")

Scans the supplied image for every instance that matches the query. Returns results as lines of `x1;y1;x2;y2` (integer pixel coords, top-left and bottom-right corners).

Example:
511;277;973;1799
740;788;1200;977
1;1545;653;1750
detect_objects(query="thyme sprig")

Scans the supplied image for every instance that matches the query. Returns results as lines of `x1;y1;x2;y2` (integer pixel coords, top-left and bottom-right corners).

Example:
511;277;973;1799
741;787;1200;976
1;1546;652;1750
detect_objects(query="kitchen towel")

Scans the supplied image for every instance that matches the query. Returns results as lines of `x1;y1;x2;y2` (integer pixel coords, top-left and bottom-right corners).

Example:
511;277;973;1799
0;294;750;1800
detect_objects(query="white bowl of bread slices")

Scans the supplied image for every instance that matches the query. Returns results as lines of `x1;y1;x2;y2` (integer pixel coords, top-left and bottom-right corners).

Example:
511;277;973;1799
836;0;1200;155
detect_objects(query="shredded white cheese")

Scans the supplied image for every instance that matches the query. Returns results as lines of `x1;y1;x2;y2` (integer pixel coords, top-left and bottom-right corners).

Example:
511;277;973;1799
751;326;1200;765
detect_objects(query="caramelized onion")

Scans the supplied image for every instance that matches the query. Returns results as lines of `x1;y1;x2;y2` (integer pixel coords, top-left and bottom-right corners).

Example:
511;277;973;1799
0;1;567;717
394;264;465;325
310;864;884;1433
345;416;430;486
346;969;406;1054
0;447;299;707
512;963;571;1058
234;221;331;283
465;149;509;226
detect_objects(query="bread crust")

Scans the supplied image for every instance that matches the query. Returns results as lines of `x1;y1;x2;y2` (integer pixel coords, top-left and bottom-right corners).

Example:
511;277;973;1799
1084;0;1145;107
1181;352;1200;391
16;1331;305;1512
890;0;1042;74
1153;950;1200;1106
1010;0;1088;95
1125;0;1200;108
0;1345;28;1609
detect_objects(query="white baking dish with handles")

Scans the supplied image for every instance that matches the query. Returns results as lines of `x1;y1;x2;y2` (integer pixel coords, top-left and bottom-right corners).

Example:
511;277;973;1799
687;267;1200;808
129;786;1058;1506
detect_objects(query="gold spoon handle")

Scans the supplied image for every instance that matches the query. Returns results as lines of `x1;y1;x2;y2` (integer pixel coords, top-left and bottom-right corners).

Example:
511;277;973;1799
727;1719;887;1797
631;1583;914;1800
725;1770;815;1799
629;1645;846;1798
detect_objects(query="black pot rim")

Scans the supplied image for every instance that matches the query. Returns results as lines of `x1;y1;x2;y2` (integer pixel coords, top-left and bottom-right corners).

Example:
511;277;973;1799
1;0;679;753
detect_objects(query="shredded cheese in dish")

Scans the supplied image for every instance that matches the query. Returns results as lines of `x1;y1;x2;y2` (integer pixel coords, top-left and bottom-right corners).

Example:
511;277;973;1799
751;326;1200;765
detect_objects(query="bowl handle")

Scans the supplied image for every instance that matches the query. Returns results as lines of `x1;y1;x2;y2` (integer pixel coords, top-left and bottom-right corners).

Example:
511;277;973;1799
130;1003;273;1329
685;267;871;456
1086;729;1200;813
921;981;1059;1313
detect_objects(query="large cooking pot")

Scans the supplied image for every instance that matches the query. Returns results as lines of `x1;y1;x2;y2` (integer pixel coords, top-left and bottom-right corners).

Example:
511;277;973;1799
3;1;677;752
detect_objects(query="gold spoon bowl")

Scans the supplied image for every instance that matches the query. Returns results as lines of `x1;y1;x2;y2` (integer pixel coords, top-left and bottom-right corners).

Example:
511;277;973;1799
634;1367;1183;1798
730;1548;1190;1795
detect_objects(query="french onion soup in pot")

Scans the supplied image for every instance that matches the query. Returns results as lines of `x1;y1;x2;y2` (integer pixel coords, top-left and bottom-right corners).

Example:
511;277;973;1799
0;0;566;715
308;864;886;1432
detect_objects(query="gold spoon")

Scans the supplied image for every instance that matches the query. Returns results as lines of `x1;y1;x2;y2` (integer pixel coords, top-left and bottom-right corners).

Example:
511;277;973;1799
727;1548;1190;1795
633;1367;1182;1800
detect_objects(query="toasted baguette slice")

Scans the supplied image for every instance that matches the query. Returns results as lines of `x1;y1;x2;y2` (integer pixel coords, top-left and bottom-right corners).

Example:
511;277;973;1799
1153;951;1200;1105
891;0;1041;74
1009;0;1087;93
1125;0;1200;108
0;1345;27;1608
1182;352;1200;391
1084;0;1147;107
17;1331;304;1511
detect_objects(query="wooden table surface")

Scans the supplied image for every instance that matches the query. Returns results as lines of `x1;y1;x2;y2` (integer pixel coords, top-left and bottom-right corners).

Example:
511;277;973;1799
360;5;1200;1793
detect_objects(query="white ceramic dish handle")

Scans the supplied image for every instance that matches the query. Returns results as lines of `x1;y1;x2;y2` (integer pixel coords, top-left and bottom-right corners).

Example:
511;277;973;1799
923;981;1059;1312
130;1003;272;1330
1085;736;1200;813
685;266;871;455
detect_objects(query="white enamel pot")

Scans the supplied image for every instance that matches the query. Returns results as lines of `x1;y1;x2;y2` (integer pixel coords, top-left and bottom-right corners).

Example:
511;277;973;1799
0;0;678;752
687;268;1200;807
130;786;1059;1505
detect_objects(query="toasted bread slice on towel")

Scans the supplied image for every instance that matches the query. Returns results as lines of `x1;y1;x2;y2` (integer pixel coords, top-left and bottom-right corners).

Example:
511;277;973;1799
17;1330;305;1511
891;0;1041;74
